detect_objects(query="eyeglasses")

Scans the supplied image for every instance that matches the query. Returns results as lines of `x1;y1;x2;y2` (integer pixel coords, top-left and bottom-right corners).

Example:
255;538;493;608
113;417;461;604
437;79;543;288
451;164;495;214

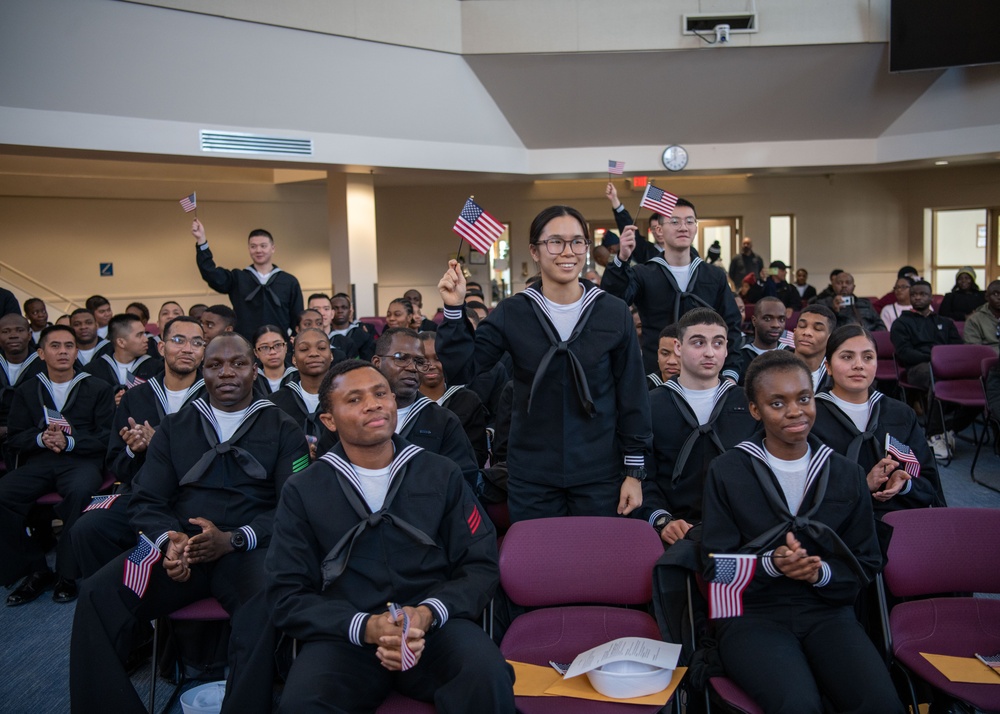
539;238;591;255
255;342;287;354
378;352;431;372
167;335;207;349
665;218;699;227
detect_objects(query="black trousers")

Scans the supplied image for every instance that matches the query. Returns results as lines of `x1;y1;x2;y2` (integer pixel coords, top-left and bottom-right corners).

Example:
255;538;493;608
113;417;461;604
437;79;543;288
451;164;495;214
717;605;903;714
279;619;515;714
71;494;133;578
70;548;276;714
0;458;103;581
507;474;620;523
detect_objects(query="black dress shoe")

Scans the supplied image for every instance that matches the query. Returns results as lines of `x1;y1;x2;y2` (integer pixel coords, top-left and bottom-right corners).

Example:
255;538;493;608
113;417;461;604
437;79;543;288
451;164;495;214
6;570;55;606
52;577;78;604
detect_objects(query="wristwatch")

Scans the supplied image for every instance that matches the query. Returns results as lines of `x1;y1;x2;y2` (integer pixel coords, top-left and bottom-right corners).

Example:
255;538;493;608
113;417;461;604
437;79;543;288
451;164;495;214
230;530;248;552
624;465;647;482
652;514;672;534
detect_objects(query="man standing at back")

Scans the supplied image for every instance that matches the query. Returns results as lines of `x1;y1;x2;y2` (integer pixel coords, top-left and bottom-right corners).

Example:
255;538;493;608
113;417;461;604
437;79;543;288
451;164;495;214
191;219;303;340
728;237;764;286
602;199;744;381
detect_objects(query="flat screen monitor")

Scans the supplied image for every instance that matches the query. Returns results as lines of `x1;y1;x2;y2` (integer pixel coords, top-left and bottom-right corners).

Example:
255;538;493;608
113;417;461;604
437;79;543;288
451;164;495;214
890;0;1000;72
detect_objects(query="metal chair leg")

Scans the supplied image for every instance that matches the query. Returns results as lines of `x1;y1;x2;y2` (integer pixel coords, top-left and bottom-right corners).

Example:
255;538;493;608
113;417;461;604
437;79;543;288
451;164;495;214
148;618;158;713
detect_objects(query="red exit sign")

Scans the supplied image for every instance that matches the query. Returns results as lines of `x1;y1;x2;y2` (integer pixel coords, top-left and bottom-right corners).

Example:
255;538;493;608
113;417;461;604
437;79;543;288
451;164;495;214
628;176;648;189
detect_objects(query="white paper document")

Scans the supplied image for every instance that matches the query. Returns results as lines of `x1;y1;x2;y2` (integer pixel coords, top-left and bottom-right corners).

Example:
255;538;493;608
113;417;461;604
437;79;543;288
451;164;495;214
563;637;682;679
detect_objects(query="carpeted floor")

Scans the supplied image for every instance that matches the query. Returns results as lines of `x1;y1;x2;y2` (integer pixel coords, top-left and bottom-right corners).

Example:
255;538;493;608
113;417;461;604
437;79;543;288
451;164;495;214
2;436;1000;714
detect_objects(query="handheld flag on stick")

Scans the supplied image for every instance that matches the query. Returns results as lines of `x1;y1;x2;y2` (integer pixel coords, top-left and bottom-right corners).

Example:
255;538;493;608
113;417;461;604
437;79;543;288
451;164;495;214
708;553;756;619
84;494;121;512
885;434;921;478
125;372;147;390
44;407;72;435
123;533;161;599
388;602;417;671
608;159;625;176
778;330;796;349
179;192;197;214
638;184;679;218
453;197;505;259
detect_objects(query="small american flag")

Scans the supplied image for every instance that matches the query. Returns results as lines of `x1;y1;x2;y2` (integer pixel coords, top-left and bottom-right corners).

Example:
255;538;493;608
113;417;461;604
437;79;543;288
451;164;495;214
179;192;197;213
709;554;756;619
123;533;161;599
608;160;625;175
125;372;147;389
885;434;921;478
975;652;1000;674
84;494;121;512
639;184;679;217
44;407;72;434
453;198;505;255
388;602;417;671
778;330;795;348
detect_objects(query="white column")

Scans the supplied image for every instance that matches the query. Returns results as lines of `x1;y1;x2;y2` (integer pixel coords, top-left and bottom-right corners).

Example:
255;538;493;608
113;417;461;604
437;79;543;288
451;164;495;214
328;172;379;318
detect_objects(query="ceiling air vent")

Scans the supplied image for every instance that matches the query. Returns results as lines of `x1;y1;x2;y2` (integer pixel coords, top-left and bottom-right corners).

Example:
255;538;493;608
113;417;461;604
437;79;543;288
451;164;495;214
199;130;313;156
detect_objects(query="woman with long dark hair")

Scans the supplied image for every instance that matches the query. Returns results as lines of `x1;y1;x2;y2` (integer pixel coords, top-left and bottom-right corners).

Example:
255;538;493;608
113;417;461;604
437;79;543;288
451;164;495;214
811;324;945;513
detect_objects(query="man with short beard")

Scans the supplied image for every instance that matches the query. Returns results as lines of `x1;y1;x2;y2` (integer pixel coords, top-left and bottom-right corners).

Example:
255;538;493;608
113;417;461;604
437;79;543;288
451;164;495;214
72;316;208;577
71;333;309;714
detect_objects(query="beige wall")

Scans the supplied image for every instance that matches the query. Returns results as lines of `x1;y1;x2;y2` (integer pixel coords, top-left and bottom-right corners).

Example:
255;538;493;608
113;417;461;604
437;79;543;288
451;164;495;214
375;164;1000;314
0;184;329;319
2;162;999;321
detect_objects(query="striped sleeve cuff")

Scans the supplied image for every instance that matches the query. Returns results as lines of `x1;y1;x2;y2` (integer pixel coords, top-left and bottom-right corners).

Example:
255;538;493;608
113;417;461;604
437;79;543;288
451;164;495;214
721;369;739;383
239;525;258;551
36;434;44;448
349;612;370;646
612;255;623;268
198;242;209;251
899;479;913;496
443;306;465;321
420;598;449;629
812;562;832;588
761;550;783;578
615;204;625;214
65;436;76;452
623;454;645;467
154;532;170;551
648;509;671;526
125;446;136;459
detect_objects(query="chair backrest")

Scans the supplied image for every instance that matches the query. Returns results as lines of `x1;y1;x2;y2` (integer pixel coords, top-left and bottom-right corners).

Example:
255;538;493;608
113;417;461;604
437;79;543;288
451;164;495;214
931;294;944;313
785;311;800;331
358;316;386;337
982;356;999;380
931;344;996;381
499;516;662;607
873;330;895;359
954;320;965;338
882;508;1000;597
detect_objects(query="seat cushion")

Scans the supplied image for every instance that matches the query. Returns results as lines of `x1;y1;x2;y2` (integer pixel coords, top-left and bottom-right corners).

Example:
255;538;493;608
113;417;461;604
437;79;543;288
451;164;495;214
710;676;764;714
501;606;665;714
375;692;436;713
891;597;1000;712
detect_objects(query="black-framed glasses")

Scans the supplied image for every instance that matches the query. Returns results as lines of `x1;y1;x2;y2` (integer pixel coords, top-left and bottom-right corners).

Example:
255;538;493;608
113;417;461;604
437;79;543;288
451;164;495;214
167;335;207;349
539;238;590;255
666;217;699;227
255;342;287;354
378;352;431;372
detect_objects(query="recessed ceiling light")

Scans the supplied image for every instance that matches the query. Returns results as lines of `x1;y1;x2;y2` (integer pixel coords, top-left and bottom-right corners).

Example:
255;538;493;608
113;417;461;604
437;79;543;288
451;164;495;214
935;160;949;166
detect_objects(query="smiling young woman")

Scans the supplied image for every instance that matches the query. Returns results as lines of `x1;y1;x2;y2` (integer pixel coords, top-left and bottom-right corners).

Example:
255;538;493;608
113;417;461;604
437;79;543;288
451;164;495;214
435;205;652;522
